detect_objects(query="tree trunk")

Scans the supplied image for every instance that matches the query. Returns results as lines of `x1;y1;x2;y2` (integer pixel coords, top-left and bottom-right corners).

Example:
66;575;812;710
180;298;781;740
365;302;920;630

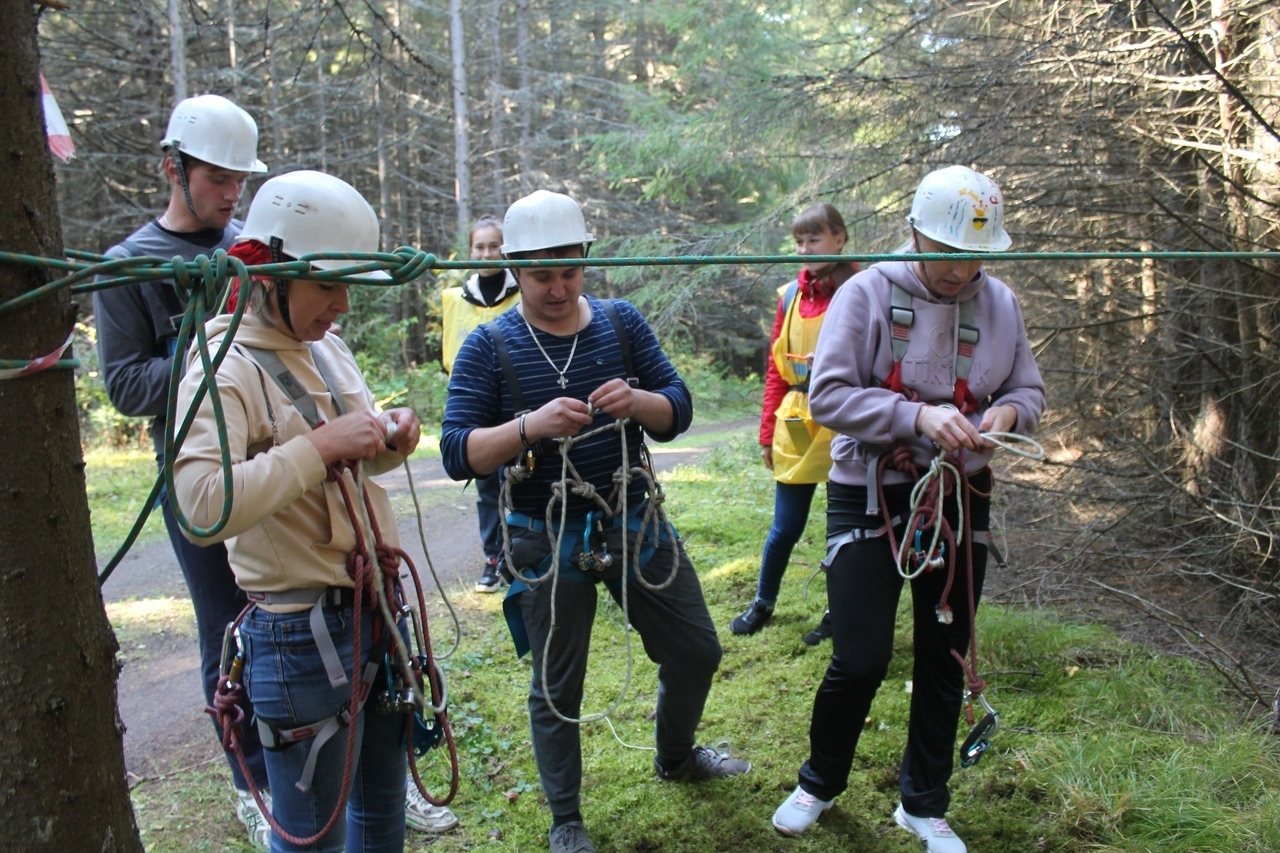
450;0;472;231
167;0;187;102
515;0;532;189
489;0;505;209
226;0;239;102
0;3;143;849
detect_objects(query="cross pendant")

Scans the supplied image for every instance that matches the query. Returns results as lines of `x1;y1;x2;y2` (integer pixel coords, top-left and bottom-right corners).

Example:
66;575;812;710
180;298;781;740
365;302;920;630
557;375;568;389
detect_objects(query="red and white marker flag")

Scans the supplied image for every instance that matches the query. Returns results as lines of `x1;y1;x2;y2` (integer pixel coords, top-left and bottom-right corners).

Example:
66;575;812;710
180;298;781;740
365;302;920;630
40;73;75;163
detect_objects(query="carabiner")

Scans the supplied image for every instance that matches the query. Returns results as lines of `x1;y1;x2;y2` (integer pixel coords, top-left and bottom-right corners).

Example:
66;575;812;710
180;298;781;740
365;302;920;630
578;510;613;573
959;690;1000;768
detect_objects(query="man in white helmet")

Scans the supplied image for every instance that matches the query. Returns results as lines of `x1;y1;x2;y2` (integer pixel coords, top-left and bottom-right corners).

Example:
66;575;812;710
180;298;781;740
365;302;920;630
441;190;749;853
92;93;274;848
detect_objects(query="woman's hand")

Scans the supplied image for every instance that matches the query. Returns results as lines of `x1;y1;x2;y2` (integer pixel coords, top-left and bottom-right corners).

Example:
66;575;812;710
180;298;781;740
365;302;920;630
381;407;422;455
915;404;984;453
978;405;1018;450
761;445;774;470
305;410;388;464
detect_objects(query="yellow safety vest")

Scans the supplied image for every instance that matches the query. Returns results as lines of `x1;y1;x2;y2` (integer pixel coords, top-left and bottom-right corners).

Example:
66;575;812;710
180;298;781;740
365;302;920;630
770;283;835;484
440;275;520;374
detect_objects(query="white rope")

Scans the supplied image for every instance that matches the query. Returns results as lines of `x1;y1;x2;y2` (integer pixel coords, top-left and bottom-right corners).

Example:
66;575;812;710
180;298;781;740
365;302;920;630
896;453;962;580
979;430;1045;461
891;430;1045;580
498;415;680;726
540;421;633;725
399;455;462;663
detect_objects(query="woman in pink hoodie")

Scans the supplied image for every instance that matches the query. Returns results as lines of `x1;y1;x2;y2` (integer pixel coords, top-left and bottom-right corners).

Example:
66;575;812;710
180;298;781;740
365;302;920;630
770;166;1046;853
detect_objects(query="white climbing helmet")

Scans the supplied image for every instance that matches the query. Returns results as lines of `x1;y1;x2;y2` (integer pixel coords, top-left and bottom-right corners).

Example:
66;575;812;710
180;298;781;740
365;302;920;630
501;190;595;255
161;94;267;173
237;170;388;279
908;165;1012;252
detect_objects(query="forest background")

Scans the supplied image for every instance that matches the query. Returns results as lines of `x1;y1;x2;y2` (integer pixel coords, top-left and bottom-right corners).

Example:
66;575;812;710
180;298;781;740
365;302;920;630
37;0;1280;745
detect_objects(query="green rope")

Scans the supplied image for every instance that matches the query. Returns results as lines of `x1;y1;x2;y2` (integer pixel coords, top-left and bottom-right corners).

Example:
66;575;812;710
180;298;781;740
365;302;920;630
4;246;1280;318
0;358;79;370
1;243;1276;587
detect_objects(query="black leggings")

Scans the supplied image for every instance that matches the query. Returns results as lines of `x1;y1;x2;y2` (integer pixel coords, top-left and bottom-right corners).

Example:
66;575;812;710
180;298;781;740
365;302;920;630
797;474;990;818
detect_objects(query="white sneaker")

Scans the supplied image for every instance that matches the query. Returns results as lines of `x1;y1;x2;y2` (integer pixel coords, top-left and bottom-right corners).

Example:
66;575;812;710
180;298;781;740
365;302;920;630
894;804;967;853
405;775;459;833
771;785;833;837
235;788;271;850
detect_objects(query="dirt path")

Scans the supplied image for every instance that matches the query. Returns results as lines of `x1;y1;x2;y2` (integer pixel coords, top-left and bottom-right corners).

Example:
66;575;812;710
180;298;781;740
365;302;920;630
102;420;753;784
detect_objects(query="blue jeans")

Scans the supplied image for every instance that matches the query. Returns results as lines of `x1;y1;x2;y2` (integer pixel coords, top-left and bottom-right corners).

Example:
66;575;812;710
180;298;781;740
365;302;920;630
242;605;408;853
160;493;268;791
476;470;502;561
754;481;821;603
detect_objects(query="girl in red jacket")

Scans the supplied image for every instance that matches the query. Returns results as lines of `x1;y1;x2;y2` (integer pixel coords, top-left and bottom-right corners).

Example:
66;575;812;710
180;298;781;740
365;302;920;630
730;203;856;642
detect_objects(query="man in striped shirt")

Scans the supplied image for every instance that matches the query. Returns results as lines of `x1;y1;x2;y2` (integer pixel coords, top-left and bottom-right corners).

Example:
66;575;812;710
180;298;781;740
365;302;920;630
441;191;749;853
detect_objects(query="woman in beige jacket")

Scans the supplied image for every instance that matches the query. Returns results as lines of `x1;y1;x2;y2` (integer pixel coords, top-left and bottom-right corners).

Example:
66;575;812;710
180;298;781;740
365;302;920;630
173;170;435;852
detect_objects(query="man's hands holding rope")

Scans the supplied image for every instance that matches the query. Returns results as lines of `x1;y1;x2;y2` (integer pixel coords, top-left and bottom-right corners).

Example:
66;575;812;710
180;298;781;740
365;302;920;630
305;408;421;464
524;379;674;443
916;403;1017;453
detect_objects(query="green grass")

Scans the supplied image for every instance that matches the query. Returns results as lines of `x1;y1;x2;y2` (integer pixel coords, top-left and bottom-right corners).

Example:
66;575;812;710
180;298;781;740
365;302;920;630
84;445;168;560
114;433;1280;852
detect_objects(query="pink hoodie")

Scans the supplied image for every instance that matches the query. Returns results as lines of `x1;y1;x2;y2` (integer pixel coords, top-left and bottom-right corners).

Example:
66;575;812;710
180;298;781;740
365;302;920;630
810;259;1046;486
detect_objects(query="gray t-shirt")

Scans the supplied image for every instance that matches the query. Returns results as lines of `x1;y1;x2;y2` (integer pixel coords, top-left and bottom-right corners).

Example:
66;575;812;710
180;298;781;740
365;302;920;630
92;219;241;458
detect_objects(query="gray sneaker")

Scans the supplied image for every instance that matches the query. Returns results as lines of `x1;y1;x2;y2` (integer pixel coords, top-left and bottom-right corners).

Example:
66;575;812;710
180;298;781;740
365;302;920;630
654;745;750;781
548;821;597;853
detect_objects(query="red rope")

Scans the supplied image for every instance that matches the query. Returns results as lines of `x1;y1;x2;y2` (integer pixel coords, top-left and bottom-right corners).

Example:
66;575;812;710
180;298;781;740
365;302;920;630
204;457;460;844
875;446;989;695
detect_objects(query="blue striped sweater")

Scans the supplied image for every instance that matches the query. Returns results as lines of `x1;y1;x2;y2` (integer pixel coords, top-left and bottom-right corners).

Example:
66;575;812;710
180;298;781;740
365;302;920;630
441;296;693;518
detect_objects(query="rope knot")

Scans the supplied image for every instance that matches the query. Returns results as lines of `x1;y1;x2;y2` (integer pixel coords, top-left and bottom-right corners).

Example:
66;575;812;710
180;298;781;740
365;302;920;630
206;676;246;751
889;443;919;479
376;543;401;574
389;247;434;282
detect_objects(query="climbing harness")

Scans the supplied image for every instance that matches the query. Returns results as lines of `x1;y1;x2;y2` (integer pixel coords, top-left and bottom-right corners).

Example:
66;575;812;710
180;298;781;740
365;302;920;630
485;300;682;726
202;341;459;847
836;281;1046;769
881;283;981;414
499;412;681;726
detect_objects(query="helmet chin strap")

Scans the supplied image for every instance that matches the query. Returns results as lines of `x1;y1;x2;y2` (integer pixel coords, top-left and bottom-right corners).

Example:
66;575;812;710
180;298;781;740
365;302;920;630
911;231;936;292
169;149;198;218
269;237;295;333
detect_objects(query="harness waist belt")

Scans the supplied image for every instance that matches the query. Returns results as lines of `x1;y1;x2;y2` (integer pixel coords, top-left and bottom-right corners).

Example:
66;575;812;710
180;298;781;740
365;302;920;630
246;586;356;608
506;502;647;535
788;382;809;393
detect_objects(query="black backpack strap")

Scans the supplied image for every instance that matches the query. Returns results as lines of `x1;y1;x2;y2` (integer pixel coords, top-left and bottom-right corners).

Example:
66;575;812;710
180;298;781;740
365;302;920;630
598;298;637;387
483;319;528;415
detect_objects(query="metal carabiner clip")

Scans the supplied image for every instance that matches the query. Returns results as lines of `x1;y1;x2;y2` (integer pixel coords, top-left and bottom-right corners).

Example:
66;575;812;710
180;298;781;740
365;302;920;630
959;690;1000;768
578;510;614;573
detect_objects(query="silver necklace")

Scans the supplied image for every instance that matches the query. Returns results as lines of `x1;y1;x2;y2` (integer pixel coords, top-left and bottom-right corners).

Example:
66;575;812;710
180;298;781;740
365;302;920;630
522;306;582;389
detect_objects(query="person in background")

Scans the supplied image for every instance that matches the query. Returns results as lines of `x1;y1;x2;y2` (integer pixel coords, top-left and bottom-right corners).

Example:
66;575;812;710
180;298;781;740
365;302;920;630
770;166;1046;852
441;190;749;853
439;214;521;593
92;93;274;847
730;203;856;645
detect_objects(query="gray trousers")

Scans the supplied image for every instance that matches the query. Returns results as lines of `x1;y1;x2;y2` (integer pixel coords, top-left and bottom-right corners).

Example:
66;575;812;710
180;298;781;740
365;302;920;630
517;536;722;817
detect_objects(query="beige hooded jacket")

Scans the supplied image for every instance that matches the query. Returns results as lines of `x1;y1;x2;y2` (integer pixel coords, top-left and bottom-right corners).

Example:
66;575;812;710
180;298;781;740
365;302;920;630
173;313;402;606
